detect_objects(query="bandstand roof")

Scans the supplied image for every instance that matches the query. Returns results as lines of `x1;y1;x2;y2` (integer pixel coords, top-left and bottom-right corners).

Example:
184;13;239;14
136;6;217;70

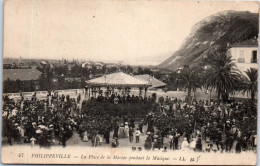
86;72;152;87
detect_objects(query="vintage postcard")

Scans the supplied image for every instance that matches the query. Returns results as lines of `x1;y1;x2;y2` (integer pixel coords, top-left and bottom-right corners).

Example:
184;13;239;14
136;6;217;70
1;0;259;165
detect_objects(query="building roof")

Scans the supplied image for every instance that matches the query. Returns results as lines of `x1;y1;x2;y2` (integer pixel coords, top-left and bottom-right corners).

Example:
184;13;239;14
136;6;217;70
95;62;103;66
134;74;167;88
82;62;92;68
3;68;42;81
40;61;48;65
230;37;258;47
86;72;151;87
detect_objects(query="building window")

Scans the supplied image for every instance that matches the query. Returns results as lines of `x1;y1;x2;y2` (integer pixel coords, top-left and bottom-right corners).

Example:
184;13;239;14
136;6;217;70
238;50;245;63
251;50;257;63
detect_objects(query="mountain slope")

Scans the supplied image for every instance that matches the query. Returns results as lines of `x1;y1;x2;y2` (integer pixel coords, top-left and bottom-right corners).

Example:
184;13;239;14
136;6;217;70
158;10;259;70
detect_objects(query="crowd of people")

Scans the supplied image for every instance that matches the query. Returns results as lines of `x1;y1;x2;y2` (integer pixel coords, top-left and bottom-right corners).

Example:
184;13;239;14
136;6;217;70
2;91;154;148
1;91;257;153
86;92;156;104
2;92;79;147
144;96;257;153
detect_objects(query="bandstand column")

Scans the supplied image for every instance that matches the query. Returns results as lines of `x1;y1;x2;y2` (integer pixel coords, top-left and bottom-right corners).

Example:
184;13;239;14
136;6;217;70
105;87;109;98
121;87;124;96
94;87;97;98
92;87;94;98
123;87;128;97
88;87;91;99
84;87;88;100
144;87;148;98
139;87;143;97
112;87;114;95
98;86;101;96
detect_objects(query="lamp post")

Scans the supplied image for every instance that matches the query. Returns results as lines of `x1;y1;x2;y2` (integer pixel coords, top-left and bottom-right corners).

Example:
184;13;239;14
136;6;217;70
176;78;180;91
209;87;212;102
139;87;143;97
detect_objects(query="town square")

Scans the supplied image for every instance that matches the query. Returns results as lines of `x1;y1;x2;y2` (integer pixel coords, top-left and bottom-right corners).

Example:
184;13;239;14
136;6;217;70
1;0;258;165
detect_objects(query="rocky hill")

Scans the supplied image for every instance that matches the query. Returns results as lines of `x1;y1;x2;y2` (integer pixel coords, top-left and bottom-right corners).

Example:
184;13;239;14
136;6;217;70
158;10;259;70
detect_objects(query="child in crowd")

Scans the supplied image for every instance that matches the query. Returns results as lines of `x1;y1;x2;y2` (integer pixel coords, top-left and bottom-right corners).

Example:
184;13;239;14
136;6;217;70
30;137;36;148
135;128;141;143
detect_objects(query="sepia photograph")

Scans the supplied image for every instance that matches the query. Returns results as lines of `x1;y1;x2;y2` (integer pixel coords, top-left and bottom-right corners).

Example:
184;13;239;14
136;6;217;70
1;0;259;165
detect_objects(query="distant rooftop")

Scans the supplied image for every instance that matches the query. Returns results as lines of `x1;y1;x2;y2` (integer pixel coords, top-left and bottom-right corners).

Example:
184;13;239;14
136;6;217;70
3;68;42;81
230;37;258;47
134;74;167;88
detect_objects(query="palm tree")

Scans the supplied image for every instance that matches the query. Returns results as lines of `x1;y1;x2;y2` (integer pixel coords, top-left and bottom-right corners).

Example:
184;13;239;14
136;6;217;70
204;52;241;103
243;68;258;101
177;65;202;105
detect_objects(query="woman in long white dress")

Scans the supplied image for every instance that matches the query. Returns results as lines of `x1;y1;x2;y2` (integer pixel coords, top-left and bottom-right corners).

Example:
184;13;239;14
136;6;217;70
124;122;129;138
83;131;88;142
181;137;190;151
97;134;103;145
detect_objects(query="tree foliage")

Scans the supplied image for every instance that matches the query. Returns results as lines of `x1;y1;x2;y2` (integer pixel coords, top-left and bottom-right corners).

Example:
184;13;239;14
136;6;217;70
241;68;258;101
203;52;242;103
177;66;203;104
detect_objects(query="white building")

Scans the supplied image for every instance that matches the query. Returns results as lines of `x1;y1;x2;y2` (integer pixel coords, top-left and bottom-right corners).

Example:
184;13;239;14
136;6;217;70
227;37;258;99
227;37;258;75
106;64;116;68
95;62;104;70
82;62;92;69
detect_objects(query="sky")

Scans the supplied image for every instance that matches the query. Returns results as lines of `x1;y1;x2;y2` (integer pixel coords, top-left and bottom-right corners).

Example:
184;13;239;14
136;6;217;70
3;0;259;66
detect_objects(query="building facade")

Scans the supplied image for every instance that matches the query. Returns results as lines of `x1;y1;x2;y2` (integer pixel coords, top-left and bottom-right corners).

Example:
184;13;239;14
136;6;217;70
227;37;258;99
227;37;258;75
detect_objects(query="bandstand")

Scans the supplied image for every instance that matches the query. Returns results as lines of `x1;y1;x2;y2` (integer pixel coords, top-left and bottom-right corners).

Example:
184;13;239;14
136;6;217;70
85;72;152;99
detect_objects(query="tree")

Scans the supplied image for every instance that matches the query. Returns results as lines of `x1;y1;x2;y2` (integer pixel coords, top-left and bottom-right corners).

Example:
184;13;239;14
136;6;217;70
55;65;68;76
119;66;126;72
102;65;107;74
204;52;241;103
165;71;178;91
137;67;144;74
3;78;19;93
91;66;98;75
38;72;55;91
107;66;117;74
242;68;258;101
177;65;202;104
70;64;82;77
82;68;91;78
143;68;153;75
126;65;133;74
